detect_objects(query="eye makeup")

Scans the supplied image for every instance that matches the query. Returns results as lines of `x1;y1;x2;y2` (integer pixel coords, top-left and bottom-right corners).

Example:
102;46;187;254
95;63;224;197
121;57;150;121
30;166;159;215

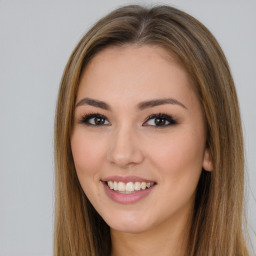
78;112;178;128
143;113;178;128
79;112;110;126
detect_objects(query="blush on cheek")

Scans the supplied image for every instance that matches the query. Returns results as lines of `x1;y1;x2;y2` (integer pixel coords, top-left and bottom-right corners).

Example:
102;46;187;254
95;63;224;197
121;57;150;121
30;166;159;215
71;135;105;176
151;134;204;177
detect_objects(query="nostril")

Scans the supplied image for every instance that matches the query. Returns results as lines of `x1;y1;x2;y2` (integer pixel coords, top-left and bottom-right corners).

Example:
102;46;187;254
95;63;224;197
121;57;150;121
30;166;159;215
107;149;145;167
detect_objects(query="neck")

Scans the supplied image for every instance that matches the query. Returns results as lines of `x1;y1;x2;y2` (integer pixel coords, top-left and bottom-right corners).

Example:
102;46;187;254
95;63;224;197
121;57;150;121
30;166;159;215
110;211;191;256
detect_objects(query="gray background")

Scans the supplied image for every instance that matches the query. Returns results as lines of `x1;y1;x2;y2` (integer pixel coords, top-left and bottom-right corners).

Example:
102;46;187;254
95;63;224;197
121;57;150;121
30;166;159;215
0;0;255;255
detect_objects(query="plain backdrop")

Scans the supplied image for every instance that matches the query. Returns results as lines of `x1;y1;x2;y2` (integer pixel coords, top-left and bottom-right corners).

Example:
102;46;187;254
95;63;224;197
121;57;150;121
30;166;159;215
0;0;255;255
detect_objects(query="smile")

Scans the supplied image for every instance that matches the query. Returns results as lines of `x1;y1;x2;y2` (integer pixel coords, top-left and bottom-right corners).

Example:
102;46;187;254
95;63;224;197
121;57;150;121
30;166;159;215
102;176;157;204
106;181;155;193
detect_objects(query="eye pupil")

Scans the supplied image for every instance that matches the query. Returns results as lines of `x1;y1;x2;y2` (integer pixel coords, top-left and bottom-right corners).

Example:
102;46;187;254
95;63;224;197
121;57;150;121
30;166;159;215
95;117;105;125
155;118;166;126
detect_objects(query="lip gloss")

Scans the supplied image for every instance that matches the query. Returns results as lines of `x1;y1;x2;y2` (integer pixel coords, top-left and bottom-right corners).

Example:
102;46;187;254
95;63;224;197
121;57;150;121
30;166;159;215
102;181;155;204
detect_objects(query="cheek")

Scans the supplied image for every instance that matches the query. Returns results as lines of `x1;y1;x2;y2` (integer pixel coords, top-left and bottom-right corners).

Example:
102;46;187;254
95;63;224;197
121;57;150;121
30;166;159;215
71;130;106;177
147;131;205;214
71;130;108;206
148;130;205;178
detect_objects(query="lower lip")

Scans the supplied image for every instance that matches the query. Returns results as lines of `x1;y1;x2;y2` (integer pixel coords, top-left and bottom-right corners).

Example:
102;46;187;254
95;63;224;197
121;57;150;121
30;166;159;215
102;182;156;204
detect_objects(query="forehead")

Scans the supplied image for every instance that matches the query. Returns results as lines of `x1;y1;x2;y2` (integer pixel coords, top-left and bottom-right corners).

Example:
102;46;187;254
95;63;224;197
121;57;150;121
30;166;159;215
75;45;202;116
79;45;192;91
84;44;181;76
91;44;178;64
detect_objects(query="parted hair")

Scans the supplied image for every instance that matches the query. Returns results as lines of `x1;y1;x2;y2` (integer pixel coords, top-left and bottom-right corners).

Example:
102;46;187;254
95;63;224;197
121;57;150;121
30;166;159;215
54;5;249;256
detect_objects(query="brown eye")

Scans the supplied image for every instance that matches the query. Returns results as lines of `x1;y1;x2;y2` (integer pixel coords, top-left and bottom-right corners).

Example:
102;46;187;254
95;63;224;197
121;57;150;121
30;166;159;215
143;113;177;127
154;117;168;126
80;113;110;126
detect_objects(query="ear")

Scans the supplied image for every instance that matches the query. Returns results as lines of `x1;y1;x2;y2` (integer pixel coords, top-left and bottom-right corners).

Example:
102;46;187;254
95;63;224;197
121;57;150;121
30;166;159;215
202;148;213;172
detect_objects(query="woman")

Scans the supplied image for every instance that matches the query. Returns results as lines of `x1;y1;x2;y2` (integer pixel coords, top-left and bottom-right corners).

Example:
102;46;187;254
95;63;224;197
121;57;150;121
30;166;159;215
54;5;250;256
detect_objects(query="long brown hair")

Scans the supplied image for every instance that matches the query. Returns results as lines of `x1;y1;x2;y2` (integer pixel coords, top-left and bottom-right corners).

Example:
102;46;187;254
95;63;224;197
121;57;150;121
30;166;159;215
54;5;249;255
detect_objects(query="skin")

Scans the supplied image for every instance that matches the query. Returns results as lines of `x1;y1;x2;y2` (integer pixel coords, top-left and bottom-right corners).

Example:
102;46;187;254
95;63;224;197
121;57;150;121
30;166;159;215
71;45;213;256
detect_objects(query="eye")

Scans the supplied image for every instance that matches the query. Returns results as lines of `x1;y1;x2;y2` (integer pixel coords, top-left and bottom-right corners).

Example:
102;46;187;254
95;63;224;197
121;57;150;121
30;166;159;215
143;113;177;127
79;113;110;126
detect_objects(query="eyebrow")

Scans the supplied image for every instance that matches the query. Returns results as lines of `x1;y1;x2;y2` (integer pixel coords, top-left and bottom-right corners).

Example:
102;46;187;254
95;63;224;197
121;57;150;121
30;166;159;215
138;98;187;110
76;98;110;110
75;97;187;110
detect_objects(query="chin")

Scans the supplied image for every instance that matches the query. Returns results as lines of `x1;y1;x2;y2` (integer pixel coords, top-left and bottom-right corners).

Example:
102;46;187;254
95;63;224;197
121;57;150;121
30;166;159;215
103;211;155;234
109;221;150;234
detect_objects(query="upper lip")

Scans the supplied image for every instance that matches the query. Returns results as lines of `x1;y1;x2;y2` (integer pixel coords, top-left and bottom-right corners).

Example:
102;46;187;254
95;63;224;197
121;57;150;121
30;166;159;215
101;176;156;183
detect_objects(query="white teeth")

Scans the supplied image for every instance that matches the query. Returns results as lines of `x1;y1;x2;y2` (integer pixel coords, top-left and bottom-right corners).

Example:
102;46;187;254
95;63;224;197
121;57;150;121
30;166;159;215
108;181;114;189
134;182;141;191
141;182;146;190
118;182;126;192
113;181;118;191
106;181;155;193
126;182;134;192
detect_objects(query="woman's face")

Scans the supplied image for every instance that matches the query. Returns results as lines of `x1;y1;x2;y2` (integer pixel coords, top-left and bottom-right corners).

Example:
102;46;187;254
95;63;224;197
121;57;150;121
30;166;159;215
71;45;212;233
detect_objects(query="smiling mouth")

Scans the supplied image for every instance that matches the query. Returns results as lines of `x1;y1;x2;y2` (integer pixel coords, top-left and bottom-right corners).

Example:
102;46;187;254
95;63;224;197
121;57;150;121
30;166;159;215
104;181;156;193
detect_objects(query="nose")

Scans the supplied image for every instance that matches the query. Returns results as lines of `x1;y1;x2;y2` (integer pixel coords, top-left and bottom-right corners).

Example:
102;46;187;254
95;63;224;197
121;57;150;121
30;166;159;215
107;126;144;168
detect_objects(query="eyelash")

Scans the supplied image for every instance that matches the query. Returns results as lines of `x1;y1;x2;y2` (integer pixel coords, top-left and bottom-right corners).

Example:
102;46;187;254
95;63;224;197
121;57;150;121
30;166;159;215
79;112;178;128
79;113;110;126
144;113;177;127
